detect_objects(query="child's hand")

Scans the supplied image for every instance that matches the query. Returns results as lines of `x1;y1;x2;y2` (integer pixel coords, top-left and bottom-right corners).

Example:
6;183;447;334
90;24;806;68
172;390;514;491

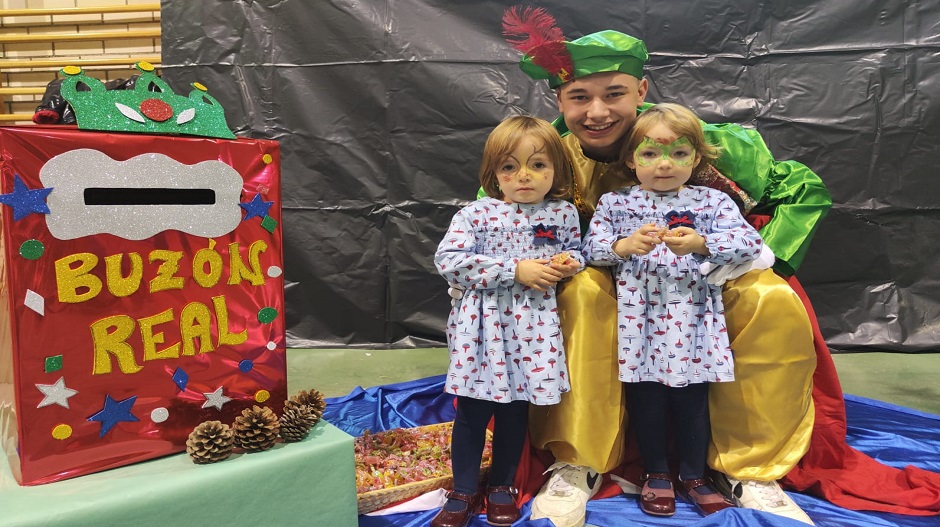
612;223;662;258
549;252;581;279
515;259;564;292
662;227;708;256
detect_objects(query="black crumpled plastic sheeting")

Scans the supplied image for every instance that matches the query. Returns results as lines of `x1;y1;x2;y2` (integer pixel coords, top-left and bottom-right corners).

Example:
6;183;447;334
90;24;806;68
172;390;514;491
34;76;141;124
160;0;940;352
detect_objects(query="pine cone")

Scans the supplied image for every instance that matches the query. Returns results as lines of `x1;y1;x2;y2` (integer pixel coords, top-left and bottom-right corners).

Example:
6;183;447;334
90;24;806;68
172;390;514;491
279;404;319;442
233;405;280;452
285;388;326;418
186;420;235;464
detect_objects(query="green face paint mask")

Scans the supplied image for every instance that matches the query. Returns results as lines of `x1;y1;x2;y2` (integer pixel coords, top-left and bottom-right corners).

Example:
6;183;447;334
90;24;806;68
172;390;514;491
633;136;696;168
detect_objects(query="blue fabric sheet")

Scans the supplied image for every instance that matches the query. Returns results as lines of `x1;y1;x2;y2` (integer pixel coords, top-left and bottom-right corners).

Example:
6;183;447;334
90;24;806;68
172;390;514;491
325;375;940;527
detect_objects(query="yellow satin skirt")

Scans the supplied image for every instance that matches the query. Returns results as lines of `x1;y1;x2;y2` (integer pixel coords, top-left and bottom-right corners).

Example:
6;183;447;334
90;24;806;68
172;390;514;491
529;267;816;480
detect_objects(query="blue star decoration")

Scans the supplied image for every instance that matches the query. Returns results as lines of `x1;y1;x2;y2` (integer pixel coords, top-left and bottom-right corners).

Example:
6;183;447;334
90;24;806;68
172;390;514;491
240;193;273;221
0;174;53;221
88;394;140;437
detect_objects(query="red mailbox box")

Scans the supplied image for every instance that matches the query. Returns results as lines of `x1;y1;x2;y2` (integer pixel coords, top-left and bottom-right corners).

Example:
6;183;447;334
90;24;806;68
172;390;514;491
0;125;285;484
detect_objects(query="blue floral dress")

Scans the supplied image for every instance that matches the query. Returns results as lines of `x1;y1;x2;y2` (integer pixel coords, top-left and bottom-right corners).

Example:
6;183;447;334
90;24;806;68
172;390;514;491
435;197;583;404
583;186;763;386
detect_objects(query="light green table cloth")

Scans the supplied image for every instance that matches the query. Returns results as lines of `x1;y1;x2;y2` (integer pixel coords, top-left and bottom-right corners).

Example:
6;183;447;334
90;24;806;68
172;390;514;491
0;421;357;527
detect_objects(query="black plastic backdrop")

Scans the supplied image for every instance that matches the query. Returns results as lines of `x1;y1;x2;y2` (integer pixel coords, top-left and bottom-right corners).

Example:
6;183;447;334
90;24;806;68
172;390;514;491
159;0;940;352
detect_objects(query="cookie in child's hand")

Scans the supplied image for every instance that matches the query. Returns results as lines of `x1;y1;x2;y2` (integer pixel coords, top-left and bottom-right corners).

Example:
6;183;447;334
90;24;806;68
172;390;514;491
550;252;572;265
654;225;669;240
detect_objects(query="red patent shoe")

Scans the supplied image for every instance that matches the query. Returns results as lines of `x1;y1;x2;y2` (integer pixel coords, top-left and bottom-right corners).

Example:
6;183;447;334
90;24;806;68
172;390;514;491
430;490;481;527
678;477;735;516
485;485;520;526
640;472;676;516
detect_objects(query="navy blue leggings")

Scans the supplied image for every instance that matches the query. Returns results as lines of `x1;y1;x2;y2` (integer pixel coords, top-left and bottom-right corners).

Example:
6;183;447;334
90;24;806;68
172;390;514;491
450;396;529;494
625;381;710;480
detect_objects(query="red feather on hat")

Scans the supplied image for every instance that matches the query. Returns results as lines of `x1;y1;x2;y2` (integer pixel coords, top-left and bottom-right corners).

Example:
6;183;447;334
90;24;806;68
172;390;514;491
502;6;574;82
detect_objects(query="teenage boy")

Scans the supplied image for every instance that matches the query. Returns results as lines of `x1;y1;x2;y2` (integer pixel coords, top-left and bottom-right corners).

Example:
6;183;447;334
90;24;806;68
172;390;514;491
503;12;828;527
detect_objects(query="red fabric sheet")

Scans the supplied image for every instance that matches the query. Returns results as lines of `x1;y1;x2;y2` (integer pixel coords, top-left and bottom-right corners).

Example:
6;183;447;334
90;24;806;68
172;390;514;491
781;276;940;515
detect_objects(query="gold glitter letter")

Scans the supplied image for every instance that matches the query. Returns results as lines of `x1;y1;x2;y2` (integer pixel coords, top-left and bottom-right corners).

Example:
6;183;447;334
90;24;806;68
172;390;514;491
140;307;181;362
192;245;224;288
55;252;102;303
227;240;268;286
213;295;247;346
90;315;142;374
180;301;215;356
149;250;186;293
105;252;143;297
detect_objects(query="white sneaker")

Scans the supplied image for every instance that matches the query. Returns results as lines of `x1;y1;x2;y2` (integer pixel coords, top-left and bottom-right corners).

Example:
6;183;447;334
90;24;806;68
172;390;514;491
725;477;814;525
529;463;602;527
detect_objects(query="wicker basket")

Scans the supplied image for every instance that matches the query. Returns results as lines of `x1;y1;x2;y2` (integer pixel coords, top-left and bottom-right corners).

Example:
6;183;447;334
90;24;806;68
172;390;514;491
358;472;454;515
355;422;492;515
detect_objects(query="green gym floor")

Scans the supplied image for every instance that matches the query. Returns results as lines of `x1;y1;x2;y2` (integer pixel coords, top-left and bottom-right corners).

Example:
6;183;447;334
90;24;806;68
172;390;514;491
287;349;940;416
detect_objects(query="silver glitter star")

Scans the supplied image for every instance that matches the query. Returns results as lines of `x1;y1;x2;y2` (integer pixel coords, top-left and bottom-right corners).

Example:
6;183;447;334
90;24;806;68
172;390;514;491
36;376;78;408
202;386;232;411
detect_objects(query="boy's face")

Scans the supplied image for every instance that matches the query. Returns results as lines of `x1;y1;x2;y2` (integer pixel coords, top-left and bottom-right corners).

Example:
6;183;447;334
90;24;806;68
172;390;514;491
556;72;648;161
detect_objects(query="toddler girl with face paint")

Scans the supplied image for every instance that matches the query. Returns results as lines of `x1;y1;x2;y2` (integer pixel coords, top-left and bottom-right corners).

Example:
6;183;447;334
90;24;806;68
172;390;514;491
432;115;584;527
582;103;762;517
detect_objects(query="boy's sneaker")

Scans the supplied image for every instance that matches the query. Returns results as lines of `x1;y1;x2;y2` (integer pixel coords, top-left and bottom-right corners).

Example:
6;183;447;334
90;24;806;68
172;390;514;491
529;463;602;527
718;474;814;525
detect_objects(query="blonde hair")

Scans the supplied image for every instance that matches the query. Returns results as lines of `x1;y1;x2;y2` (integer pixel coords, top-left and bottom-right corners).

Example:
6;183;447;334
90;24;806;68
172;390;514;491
620;103;721;173
479;115;573;200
